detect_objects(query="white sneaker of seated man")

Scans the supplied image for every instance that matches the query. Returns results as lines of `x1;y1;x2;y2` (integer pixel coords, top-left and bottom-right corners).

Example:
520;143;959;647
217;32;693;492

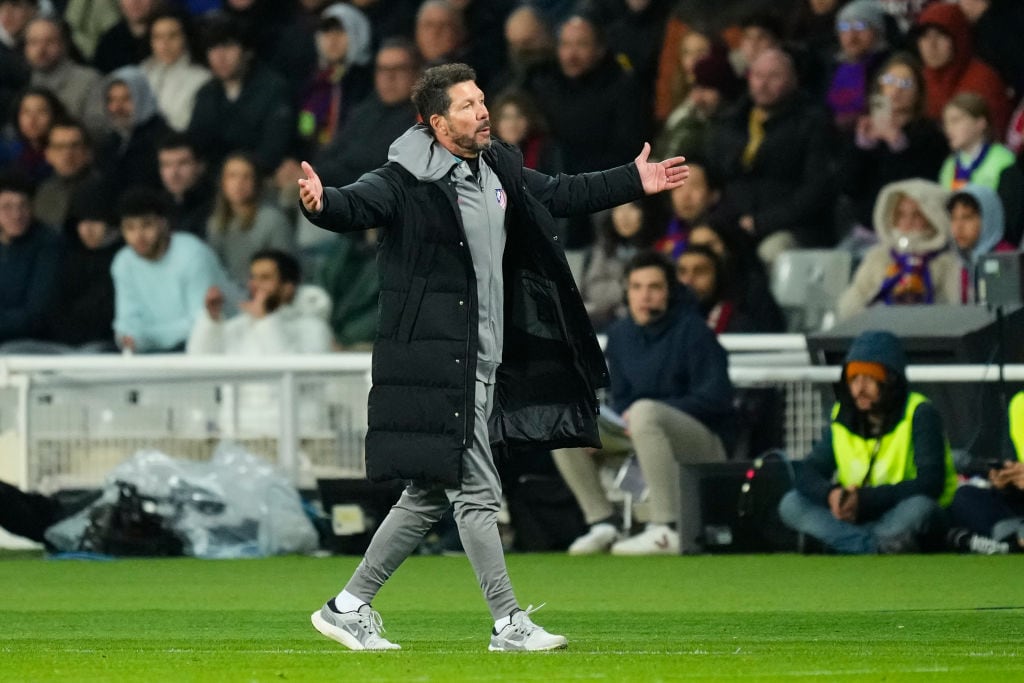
568;522;621;555
610;523;680;555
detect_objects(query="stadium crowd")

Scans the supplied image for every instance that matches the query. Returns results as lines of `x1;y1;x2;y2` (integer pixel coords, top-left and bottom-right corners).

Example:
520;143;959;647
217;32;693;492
2;0;1024;557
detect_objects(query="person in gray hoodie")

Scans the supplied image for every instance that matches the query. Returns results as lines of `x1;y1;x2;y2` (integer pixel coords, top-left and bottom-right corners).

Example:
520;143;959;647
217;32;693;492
948;183;1015;303
298;62;690;652
836;177;960;319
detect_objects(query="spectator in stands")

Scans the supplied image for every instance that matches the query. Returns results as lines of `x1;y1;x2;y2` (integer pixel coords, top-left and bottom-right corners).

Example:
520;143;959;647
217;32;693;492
554;251;735;555
96;65;167;194
733;12;784;76
488;4;554;94
32;118;99;230
490;89;562;176
451;0;515;94
652;159;722;258
604;0;670;103
188;16;294;174
157;131;213;238
140;7;210;132
294;3;373;161
0;86;64;184
111;185;232;353
956;0;1024;96
676;243;756;334
24;15;106;137
779;330;955;554
414;0;467;70
187;248;332;355
707;48;835;264
947;184;1014;303
579;197;666;332
947;389;1024;554
658;22;713;122
836;51;948;238
837;178;960;319
655;40;742;162
0;171;60;345
206;151;294;286
92;0;154;73
0;0;35;121
63;0;120;62
939;92;1023;246
913;2;1011;137
826;0;891;133
785;0;843;75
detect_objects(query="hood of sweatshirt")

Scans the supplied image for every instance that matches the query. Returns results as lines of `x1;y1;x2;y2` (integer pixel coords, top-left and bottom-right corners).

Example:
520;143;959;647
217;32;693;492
952;183;1005;263
387;124;461;182
872;178;951;253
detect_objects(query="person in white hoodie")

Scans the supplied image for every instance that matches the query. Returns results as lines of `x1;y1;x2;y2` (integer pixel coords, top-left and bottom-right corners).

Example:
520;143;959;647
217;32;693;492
187;248;332;355
837;178;961;319
140;7;210;132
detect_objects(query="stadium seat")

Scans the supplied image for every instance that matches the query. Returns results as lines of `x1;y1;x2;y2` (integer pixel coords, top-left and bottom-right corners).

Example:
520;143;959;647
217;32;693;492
770;249;852;333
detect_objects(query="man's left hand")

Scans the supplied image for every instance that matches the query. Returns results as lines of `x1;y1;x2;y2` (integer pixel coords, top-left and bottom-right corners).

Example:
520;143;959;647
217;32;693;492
240;290;269;319
635;142;689;195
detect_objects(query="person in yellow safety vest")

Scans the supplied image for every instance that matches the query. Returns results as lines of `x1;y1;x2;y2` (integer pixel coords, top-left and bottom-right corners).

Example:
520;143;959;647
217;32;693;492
945;391;1024;554
778;330;957;553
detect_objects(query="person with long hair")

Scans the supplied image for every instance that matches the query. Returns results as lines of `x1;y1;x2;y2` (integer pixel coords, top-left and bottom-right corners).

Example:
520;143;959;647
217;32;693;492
0;86;67;183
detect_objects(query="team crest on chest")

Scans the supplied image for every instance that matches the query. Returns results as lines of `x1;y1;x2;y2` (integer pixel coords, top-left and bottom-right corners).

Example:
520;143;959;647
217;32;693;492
495;188;506;209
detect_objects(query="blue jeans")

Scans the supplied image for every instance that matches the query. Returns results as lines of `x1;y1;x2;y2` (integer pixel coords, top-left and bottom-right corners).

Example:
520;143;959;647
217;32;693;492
778;490;941;554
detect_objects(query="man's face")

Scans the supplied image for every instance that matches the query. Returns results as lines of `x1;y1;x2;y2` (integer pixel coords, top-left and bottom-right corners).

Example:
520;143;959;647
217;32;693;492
676;252;717;305
837;20;877;61
77;219;109;249
557;17;602;79
121;214;168;260
626;265;670;326
374;46;416;105
848;373;882;412
747;50;795;108
0;189;31;242
248;257;293;311
505;8;551;64
24;19;63;71
207;42;246;82
689;84;722;118
0;0;37;40
45;125;91;177
917;26;954;70
434;80;490;157
739;26;777;66
150;16;186;64
119;0;153;23
670;165;717;222
158;146;202;197
893;195;932;236
416;4;460;61
106;81;135;130
317;24;349;64
950;201;982;251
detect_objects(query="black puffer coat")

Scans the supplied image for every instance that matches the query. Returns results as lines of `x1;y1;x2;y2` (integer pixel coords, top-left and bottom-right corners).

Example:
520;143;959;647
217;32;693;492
305;127;644;485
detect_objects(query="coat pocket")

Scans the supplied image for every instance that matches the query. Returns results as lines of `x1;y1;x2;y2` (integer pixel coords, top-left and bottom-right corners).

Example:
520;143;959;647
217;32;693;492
397;276;427;342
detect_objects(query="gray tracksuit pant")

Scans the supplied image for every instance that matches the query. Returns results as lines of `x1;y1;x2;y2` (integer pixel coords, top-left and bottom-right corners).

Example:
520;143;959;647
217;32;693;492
344;380;518;619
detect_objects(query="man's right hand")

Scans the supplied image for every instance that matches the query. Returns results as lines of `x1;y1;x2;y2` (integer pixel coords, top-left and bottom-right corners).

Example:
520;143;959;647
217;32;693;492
298;160;323;214
205;285;225;321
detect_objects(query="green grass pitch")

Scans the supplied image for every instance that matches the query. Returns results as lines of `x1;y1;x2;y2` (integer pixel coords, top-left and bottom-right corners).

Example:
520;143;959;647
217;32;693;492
1;551;1022;682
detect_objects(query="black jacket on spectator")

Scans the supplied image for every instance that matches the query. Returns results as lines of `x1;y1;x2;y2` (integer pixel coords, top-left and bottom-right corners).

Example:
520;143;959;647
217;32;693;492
972;0;1024;94
188;63;294;174
45;226;120;347
0;41;29;128
707;90;836;247
167;177;215;239
0;222;62;343
93;20;151;74
97;114;169;196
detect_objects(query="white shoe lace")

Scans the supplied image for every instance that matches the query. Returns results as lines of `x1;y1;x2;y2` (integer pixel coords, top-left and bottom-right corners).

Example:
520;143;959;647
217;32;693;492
508;603;546;635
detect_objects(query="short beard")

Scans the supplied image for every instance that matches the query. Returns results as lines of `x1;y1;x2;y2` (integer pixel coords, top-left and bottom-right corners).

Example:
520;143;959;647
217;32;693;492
451;131;491;155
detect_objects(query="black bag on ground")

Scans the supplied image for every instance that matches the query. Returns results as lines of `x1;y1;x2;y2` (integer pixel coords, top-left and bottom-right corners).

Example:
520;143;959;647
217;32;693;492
79;481;184;557
735;451;805;552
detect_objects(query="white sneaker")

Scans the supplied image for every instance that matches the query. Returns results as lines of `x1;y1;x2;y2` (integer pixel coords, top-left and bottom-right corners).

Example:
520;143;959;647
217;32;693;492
968;534;1010;555
611;524;680;556
489;604;567;652
568;523;620;555
311;601;401;650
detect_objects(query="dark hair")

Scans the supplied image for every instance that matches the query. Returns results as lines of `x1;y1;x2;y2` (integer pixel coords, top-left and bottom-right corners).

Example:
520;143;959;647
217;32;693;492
677;242;726;303
411;62;476;126
46;116;91;149
9;86;69;142
872;51;928;121
491;88;548;137
251;248;301;285
598;195;669;257
156;130;200;157
210;150;263;233
117;185;172;221
682;155;723;192
947;191;981;214
148;6;203;64
378;36;422;71
624;250;675;289
200;15;250;52
0;170;34;198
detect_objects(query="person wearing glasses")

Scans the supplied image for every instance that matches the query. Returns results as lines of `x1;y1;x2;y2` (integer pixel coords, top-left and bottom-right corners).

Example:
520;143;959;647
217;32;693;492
825;0;891;133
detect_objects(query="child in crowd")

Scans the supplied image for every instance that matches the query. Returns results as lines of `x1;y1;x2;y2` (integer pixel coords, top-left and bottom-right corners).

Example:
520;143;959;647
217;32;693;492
947;184;1015;303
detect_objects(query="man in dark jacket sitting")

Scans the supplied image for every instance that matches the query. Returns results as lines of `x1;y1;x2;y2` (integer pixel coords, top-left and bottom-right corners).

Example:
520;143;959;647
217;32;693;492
778;330;956;553
298;62;689;652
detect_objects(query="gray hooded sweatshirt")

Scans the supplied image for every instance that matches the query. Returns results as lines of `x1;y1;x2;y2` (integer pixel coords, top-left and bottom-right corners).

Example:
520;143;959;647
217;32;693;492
103;65;160;145
387;126;507;382
952;183;1006;303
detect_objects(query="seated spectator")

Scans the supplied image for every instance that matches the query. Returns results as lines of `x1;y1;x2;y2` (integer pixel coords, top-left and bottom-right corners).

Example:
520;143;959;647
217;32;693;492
294;3;373;160
0;0;35;120
676;243;755;334
732;12;784;77
913;2;1011;137
157;131;214;238
32;118;100;231
826;0;891;133
187;248;332;355
24;15;106;138
947;389;1024;554
836;51;948;238
837;178;960;319
206;151;295;286
0;86;65;184
778;330;956;554
0;171;60;345
706;48;835;263
111;185;232;353
140;7;211;132
187;15;293;174
96;65;168;194
488;4;555;94
939;92;1024;245
415;0;467;70
957;0;1024;96
948;184;1014;303
579;197;666;332
553;251;735;555
785;0;843;77
92;0;155;74
654;159;723;258
490;88;562;176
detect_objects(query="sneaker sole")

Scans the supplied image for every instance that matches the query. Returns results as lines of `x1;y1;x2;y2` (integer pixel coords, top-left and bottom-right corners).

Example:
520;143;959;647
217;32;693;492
488;638;568;652
311;610;367;651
